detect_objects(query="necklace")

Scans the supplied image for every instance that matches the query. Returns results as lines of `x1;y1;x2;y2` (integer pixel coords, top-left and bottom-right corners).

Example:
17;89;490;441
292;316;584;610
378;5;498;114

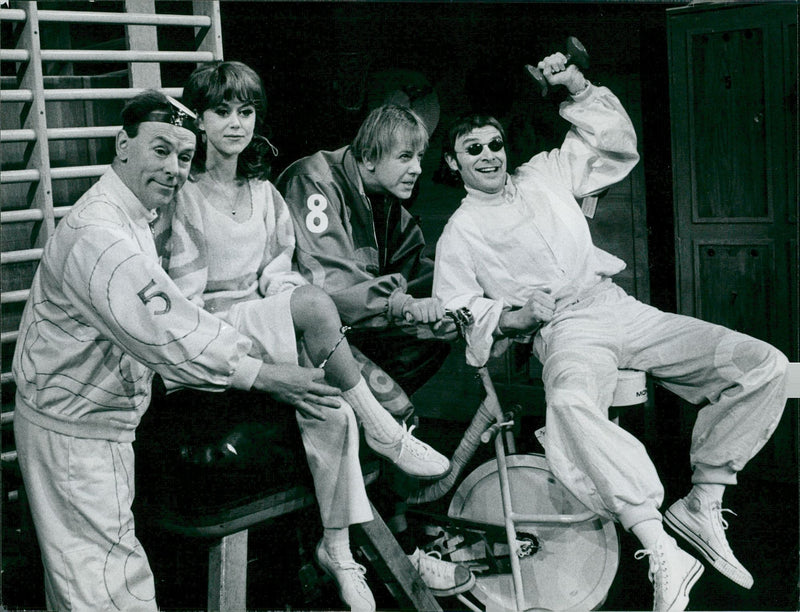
204;172;248;217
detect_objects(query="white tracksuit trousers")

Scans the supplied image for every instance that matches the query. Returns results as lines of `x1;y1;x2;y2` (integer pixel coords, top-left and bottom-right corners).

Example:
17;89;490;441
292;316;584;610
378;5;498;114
14;411;158;612
296;401;373;528
533;283;788;531
15;401;371;612
226;289;373;529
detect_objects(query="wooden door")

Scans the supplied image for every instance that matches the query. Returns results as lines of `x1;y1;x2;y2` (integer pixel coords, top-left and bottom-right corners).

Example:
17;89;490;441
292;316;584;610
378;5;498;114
668;2;798;480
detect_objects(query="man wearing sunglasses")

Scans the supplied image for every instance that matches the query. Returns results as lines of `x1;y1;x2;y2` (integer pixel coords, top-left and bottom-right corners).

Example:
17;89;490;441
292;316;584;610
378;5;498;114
434;52;788;612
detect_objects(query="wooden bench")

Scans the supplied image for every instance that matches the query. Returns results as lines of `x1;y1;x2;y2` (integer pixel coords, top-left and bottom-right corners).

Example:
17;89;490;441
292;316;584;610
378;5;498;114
136;384;442;611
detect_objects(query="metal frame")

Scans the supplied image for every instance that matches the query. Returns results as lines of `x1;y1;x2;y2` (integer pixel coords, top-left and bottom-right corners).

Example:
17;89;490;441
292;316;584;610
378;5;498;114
455;367;602;612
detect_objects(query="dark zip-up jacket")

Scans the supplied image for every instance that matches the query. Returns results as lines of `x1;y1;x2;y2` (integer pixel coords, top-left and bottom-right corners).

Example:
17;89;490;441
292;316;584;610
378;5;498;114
276;146;434;330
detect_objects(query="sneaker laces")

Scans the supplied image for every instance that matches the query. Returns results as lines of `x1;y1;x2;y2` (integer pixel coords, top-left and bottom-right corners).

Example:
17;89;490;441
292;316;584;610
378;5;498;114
416;549;449;579
396;423;429;459
334;558;368;574
712;502;736;530
635;545;669;596
710;501;737;552
332;558;370;588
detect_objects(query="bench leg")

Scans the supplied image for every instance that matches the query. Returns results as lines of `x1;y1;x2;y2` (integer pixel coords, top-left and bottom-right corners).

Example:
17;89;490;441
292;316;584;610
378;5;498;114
208;529;248;611
355;501;442;612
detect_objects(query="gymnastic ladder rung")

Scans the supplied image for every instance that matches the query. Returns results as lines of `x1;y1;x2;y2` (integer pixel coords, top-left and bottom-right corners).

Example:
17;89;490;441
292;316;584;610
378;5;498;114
0;0;224;333
0;0;224;601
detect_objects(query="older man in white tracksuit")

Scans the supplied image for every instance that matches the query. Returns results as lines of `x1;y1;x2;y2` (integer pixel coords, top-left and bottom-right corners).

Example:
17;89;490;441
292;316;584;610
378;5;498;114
12;91;366;611
433;52;788;612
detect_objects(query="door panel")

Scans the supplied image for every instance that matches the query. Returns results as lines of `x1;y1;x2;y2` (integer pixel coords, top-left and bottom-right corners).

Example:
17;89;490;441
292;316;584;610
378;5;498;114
694;241;776;341
691;28;769;220
669;3;797;481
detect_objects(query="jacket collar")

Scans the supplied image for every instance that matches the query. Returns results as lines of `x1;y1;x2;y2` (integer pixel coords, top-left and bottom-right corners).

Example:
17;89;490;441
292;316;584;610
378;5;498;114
462;173;516;206
342;146;401;209
104;167;160;226
342;146;367;197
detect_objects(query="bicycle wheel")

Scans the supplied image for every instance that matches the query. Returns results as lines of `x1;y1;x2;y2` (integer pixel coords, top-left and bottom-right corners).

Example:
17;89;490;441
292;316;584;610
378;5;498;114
448;453;619;612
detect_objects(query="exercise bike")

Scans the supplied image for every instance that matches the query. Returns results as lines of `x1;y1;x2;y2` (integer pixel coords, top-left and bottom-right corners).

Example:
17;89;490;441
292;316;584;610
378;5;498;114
406;309;646;612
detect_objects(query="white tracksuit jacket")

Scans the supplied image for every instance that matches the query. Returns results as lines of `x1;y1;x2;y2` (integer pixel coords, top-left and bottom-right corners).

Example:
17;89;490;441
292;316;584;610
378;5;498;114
434;84;788;530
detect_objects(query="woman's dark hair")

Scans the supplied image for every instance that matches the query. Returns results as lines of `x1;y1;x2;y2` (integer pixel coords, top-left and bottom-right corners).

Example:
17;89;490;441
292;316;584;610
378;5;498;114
182;61;274;180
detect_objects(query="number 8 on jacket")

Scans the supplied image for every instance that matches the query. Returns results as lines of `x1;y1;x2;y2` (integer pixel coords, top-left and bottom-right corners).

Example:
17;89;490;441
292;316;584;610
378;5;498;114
305;193;329;233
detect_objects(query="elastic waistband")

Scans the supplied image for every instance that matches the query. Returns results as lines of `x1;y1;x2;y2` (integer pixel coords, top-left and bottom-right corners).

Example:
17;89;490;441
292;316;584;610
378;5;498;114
14;391;136;443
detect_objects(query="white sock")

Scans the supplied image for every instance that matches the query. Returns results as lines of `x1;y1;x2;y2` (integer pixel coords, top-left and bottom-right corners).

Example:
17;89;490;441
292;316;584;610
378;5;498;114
342;377;401;444
690;483;725;504
323;527;354;564
632;518;667;550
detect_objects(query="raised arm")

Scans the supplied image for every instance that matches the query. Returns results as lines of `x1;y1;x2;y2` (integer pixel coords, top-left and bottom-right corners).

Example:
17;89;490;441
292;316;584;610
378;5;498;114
517;54;640;198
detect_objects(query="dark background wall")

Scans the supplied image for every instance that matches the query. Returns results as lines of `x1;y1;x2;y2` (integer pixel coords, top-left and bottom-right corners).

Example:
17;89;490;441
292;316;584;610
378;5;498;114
214;1;682;314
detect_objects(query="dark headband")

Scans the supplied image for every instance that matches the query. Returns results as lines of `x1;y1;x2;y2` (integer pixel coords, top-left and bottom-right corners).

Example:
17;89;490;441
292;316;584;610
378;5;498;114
141;96;198;132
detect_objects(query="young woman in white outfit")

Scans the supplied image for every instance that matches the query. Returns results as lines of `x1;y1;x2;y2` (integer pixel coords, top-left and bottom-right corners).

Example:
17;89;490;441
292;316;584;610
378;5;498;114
168;61;450;612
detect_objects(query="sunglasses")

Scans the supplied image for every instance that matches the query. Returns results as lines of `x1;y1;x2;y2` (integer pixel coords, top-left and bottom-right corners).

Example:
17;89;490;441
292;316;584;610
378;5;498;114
456;138;505;156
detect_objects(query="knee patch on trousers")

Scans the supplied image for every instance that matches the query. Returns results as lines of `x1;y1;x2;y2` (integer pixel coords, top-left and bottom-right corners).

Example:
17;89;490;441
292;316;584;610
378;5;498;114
728;338;788;377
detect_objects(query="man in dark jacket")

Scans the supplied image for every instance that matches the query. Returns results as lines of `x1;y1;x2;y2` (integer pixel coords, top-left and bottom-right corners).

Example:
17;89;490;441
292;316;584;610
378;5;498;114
276;104;475;598
277;104;454;394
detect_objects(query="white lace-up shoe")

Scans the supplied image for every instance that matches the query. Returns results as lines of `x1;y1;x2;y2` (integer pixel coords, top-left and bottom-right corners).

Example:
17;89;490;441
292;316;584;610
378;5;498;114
665;494;753;589
407;548;476;597
634;533;704;612
315;541;376;612
365;422;450;480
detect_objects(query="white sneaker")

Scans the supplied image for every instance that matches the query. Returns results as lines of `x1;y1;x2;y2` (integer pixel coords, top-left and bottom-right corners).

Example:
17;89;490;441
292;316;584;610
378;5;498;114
665;493;753;589
365;422;450;480
634;533;704;612
315;541;376;612
407;547;475;597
